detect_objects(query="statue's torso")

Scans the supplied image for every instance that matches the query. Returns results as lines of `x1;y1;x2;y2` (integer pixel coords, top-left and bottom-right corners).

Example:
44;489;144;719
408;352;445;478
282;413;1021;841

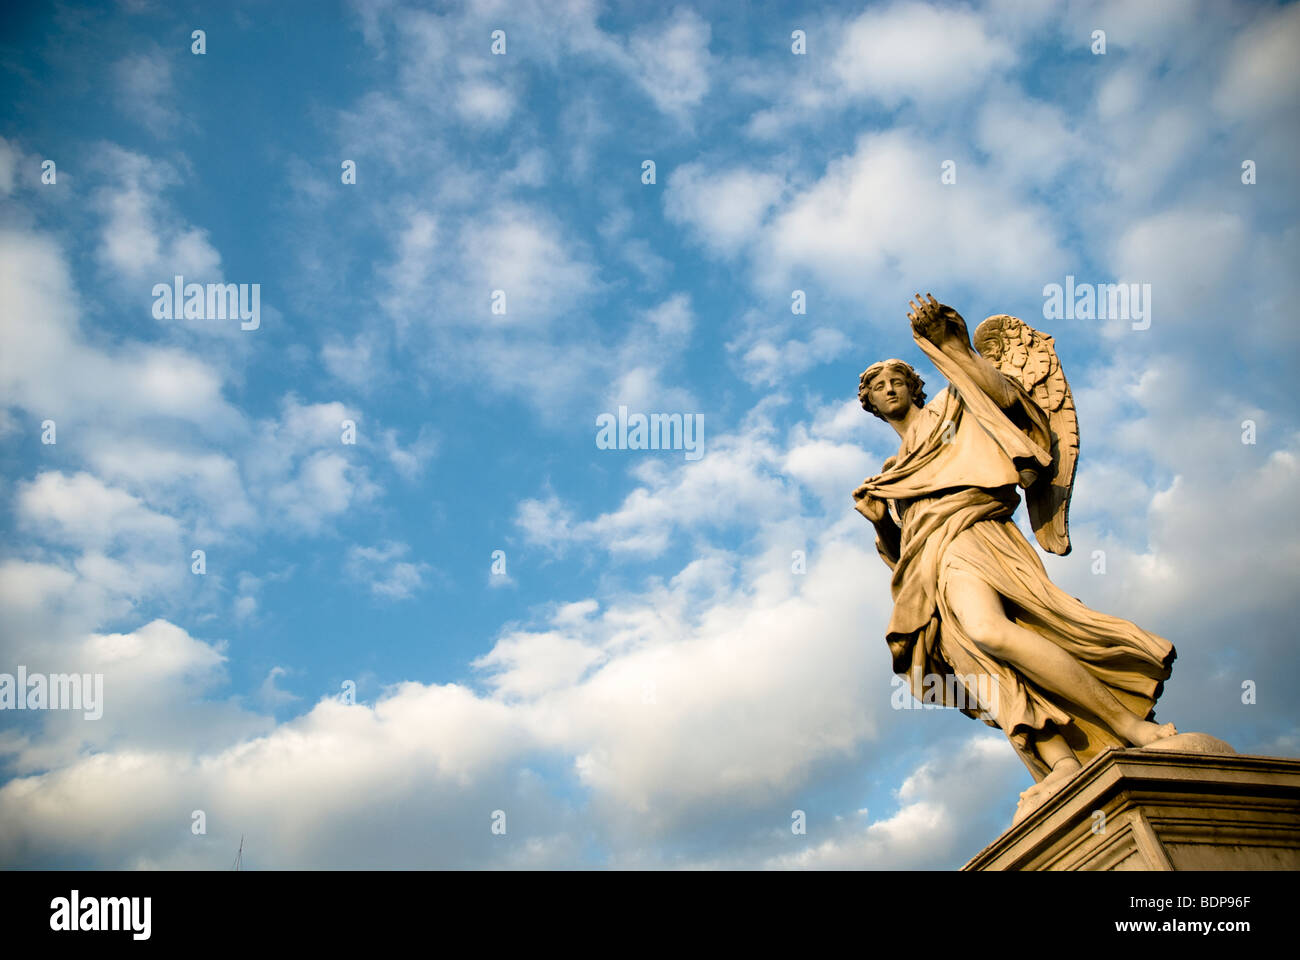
877;387;1021;504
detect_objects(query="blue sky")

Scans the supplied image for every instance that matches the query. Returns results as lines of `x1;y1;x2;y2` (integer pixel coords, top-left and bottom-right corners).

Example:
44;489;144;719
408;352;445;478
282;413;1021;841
1;0;1298;869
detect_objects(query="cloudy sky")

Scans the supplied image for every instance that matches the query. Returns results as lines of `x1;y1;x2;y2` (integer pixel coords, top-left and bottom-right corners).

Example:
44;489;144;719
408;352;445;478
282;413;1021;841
1;0;1297;869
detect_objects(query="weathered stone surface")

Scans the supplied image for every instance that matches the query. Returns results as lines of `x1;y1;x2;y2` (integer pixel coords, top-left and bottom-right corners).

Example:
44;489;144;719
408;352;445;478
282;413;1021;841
1140;731;1236;756
963;747;1300;871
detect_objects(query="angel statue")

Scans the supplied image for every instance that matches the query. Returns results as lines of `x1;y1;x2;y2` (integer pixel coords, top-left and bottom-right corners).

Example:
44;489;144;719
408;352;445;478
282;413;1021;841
852;294;1178;822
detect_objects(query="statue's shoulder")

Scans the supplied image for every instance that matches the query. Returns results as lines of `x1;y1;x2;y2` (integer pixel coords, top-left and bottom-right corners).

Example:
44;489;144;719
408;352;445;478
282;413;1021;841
924;385;953;411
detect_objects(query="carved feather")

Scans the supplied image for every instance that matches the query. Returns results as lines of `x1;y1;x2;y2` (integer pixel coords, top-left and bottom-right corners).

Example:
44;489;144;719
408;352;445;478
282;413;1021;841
973;315;1079;555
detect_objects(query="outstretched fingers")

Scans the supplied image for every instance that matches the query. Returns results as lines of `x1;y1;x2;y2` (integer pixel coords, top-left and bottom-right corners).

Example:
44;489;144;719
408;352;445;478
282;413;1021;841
909;293;944;325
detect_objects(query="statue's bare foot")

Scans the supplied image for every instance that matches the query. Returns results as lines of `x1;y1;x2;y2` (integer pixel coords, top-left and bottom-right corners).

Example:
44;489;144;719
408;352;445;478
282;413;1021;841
1126;720;1178;747
1013;783;1047;824
1013;757;1082;824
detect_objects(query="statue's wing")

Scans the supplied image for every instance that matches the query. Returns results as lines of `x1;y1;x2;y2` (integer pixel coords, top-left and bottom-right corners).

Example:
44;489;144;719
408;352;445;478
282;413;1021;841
973;315;1079;555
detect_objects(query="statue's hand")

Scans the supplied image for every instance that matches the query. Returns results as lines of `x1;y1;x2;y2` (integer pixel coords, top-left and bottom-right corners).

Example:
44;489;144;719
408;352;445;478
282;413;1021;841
853;483;887;523
908;293;969;350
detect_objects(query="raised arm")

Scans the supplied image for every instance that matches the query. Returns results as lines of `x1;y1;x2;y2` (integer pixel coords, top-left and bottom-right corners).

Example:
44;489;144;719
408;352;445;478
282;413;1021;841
907;294;1016;408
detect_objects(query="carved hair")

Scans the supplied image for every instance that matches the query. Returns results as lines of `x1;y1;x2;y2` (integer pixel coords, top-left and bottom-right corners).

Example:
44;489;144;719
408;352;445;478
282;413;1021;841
859;359;926;421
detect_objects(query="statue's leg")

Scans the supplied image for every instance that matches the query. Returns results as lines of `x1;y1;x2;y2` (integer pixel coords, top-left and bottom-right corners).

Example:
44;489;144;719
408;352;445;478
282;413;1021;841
943;570;1176;748
1012;725;1085;816
1035;726;1079;772
1013;726;1088;823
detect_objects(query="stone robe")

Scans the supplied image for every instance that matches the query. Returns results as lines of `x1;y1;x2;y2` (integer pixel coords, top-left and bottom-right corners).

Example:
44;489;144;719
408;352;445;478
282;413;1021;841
861;336;1176;780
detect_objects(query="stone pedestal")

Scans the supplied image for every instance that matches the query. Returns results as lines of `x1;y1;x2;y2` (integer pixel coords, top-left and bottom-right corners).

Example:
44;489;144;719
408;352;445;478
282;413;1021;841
963;747;1300;871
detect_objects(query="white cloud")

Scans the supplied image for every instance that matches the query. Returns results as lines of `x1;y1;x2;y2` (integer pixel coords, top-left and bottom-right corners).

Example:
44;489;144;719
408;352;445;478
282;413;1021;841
0;619;267;775
13;472;188;618
1099;105;1202;203
1213;3;1300;121
807;398;874;444
0;680;548;868
1113;209;1246;322
516;493;577;552
381;425;438;480
518;421;792;557
762;735;1025;869
642;293;693;338
456;205;598;326
17;471;180;550
243;396;380;534
93;146;221;285
755;130;1066;297
474;630;605;700
782;438;876;506
455;81;514;126
830;2;1014;108
84;439;255;541
729;323;849;389
976;92;1082;185
0;137;40;196
375;204;708;422
345;541;431;600
603;294;698;412
627;8;713;117
664;131;1066;300
258;666;302;709
0;229;235;428
665;164;785;257
113;48;182;137
379;210;440;322
269;451;375;532
742;1;1016;138
321;333;378;388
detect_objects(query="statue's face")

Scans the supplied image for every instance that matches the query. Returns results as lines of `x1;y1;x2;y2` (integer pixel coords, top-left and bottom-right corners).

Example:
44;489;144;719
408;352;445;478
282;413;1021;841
868;368;912;420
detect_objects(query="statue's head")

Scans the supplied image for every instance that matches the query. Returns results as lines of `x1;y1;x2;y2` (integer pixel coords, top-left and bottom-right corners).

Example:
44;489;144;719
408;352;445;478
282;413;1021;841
859;359;926;422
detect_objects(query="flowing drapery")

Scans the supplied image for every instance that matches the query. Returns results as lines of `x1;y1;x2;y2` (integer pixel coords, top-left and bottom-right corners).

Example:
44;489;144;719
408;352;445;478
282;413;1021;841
861;337;1175;780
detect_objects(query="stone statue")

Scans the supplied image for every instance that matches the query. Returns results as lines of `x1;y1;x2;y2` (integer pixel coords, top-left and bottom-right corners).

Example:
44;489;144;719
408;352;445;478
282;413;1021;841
853;294;1181;822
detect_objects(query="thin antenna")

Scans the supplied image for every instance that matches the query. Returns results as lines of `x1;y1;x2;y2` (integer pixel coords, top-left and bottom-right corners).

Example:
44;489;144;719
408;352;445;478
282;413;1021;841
232;834;244;871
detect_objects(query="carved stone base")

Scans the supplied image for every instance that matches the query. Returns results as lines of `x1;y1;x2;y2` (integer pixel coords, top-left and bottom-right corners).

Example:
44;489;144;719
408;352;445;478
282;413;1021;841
964;745;1300;871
